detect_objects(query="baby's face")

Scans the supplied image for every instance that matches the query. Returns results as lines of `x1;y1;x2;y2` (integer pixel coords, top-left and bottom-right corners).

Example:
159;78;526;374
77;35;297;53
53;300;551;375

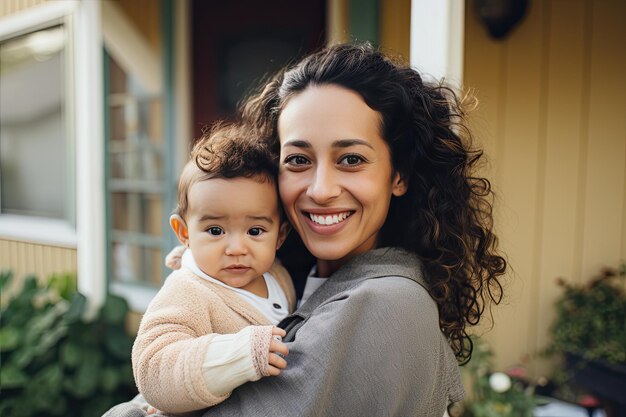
184;176;283;289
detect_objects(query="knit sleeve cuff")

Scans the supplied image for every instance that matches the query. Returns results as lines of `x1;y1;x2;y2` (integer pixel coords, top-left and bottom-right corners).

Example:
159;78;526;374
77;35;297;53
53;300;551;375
250;325;274;377
201;326;272;397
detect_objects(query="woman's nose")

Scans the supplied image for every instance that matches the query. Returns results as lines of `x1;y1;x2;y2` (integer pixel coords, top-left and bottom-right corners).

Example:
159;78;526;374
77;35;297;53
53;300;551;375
306;165;341;203
224;236;248;256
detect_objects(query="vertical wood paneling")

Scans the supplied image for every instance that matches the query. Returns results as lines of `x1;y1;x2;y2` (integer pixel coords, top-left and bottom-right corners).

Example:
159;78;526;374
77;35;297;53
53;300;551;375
623;141;626;273
463;4;505;182
0;239;77;295
0;0;47;19
535;0;587;369
380;0;411;61
483;0;545;370
579;0;626;279
464;0;625;372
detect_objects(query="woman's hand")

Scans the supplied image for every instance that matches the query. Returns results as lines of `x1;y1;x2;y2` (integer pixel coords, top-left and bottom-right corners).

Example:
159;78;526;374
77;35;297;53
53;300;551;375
266;327;288;376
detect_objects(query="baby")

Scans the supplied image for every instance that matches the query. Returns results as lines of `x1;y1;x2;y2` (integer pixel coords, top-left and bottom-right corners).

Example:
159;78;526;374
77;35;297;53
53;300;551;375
132;122;294;414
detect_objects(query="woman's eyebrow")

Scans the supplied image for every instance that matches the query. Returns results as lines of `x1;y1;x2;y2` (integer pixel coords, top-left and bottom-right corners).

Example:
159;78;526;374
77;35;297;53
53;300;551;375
332;139;374;150
282;139;310;148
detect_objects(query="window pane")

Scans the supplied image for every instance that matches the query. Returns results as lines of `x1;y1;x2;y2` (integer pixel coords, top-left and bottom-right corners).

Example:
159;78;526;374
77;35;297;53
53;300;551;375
0;26;68;219
104;0;171;287
112;241;164;287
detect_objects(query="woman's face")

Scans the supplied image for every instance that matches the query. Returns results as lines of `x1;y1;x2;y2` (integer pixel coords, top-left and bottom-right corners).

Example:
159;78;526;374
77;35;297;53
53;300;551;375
277;84;407;276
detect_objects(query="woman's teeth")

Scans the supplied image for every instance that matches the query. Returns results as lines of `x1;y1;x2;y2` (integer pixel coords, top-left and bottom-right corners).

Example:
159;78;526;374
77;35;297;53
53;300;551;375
309;212;351;225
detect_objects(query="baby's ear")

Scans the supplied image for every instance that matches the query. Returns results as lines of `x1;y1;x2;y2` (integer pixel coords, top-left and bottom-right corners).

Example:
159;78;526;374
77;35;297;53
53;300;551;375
170;214;189;246
276;221;291;250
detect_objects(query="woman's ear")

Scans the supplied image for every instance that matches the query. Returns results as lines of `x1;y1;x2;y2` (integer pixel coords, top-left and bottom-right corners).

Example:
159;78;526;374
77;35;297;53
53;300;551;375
391;172;408;197
276;221;291;250
170;214;190;246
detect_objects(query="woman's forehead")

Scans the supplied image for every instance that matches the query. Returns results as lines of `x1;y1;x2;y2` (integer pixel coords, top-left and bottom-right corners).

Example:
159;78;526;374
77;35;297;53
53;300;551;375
277;85;383;145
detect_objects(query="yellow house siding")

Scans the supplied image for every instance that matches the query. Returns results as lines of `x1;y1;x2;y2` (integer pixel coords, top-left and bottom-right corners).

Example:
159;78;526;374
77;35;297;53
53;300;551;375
464;0;626;373
0;0;48;18
0;239;77;285
379;0;410;61
580;1;626;280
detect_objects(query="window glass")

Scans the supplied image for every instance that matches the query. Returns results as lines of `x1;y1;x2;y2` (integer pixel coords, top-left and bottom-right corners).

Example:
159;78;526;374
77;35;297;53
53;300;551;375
0;26;69;220
104;0;172;287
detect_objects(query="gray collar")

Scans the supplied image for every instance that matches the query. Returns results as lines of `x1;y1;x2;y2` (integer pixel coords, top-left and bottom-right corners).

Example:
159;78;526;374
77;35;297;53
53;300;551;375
280;247;429;338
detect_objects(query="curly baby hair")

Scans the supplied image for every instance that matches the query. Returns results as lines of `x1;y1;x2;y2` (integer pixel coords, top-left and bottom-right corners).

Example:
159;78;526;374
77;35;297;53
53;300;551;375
174;121;279;220
240;42;507;363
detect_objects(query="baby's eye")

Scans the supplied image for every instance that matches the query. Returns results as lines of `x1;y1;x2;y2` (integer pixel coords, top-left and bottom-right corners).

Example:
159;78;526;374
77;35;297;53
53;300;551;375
248;227;265;236
339;154;366;166
283;154;310;166
207;227;224;236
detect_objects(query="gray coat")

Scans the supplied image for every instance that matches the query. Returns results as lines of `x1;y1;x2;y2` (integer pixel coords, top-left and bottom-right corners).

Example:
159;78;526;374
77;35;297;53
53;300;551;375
104;247;465;417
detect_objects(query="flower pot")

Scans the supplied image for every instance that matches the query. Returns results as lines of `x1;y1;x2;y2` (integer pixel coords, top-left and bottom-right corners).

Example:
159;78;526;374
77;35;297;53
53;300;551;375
566;353;626;417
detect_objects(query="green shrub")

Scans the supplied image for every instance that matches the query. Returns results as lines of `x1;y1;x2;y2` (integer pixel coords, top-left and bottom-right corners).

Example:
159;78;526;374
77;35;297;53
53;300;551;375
548;264;626;365
0;270;137;417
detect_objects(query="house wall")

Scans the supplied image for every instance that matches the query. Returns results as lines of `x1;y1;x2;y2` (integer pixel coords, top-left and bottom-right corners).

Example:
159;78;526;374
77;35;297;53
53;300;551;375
464;0;626;374
0;239;76;286
0;0;47;18
380;0;410;61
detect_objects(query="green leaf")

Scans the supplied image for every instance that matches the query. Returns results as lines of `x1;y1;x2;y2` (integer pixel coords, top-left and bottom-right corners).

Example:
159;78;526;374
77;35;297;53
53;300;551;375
0;269;12;292
12;347;35;368
35;322;68;354
101;366;120;392
67;349;102;398
25;301;69;344
99;295;129;325
0;366;29;388
21;275;38;292
60;340;82;368
47;273;77;301
105;326;133;359
0;327;21;352
65;292;87;322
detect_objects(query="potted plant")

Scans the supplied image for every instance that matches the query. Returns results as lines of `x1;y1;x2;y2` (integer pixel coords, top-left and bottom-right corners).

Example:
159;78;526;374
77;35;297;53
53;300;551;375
450;336;544;417
546;264;626;417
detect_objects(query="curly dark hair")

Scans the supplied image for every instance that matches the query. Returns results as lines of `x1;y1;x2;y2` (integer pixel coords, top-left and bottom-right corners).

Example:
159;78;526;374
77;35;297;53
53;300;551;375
240;42;507;363
174;122;278;219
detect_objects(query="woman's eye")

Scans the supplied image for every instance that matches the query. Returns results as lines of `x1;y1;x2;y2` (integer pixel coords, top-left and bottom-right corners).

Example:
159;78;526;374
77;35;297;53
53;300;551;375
339;154;365;166
207;227;224;236
284;155;310;166
248;227;264;236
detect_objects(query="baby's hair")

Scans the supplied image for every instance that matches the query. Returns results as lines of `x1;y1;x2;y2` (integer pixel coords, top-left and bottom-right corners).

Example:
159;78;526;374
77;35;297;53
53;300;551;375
174;121;278;220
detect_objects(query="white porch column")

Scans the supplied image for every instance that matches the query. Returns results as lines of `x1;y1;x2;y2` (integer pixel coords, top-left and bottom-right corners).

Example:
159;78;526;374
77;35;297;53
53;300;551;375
74;0;105;311
410;0;465;88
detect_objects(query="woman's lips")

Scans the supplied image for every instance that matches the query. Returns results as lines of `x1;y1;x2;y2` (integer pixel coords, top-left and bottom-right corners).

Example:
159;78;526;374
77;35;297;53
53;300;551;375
302;210;354;235
307;211;353;225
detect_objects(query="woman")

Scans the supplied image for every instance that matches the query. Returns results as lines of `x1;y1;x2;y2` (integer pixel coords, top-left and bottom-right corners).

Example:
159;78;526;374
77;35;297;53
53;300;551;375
106;42;506;417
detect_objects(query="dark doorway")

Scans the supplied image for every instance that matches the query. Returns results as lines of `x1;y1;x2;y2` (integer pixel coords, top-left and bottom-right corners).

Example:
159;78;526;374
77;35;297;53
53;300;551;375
191;0;327;138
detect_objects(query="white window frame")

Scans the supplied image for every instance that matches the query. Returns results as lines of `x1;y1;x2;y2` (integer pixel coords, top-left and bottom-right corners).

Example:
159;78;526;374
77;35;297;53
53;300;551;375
410;0;465;89
0;0;106;309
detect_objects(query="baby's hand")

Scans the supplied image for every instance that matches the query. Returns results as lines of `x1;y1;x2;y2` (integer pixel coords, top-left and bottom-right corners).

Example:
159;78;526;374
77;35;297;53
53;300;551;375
266;327;288;376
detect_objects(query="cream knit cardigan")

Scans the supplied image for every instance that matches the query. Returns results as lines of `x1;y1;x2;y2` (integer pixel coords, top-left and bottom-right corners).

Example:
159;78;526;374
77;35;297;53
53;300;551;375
132;260;295;414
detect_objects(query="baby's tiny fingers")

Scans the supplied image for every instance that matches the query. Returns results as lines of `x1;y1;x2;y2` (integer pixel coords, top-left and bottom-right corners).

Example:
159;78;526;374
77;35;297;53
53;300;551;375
269;340;289;357
266;365;282;377
268;352;288;370
271;327;286;338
